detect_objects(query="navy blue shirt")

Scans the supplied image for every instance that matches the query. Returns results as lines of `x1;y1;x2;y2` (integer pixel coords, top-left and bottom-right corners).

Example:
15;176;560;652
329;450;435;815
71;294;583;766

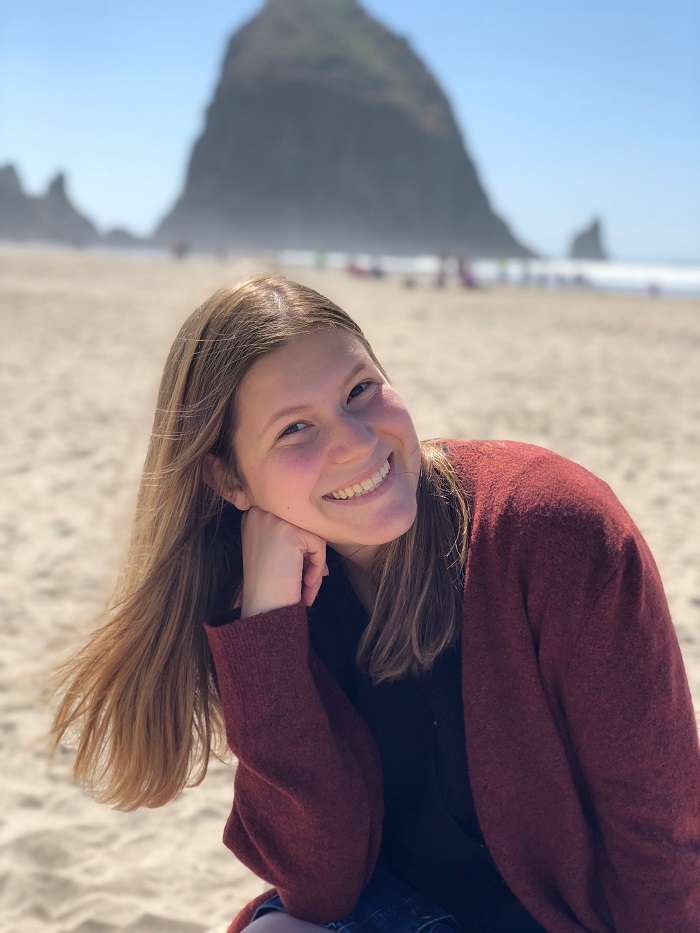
308;555;546;932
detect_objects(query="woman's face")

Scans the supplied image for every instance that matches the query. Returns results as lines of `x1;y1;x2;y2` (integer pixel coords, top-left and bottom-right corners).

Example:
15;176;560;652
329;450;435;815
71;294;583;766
229;327;421;563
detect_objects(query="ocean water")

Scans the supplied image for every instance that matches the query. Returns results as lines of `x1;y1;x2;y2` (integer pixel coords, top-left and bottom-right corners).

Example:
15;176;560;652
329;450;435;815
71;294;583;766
473;258;700;298
18;243;696;298
278;250;700;298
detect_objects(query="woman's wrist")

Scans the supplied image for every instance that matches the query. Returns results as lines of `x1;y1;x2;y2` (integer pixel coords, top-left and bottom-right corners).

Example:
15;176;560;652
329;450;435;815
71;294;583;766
240;587;302;619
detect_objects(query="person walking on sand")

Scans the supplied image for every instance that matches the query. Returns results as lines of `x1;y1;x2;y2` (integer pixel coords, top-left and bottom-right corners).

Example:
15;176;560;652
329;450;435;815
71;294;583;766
52;275;700;932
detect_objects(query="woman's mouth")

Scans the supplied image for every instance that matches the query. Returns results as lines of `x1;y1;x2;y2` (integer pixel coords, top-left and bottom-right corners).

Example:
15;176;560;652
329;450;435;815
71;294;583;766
324;456;391;500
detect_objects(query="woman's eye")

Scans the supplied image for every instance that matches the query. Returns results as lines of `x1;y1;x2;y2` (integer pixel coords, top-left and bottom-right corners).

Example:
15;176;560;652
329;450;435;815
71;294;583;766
280;421;307;438
348;381;372;401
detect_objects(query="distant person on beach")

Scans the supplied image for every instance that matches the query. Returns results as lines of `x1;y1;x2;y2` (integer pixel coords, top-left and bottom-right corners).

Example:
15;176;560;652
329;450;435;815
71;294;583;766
170;238;190;261
346;256;366;277
52;275;700;932
457;256;477;289
434;252;448;288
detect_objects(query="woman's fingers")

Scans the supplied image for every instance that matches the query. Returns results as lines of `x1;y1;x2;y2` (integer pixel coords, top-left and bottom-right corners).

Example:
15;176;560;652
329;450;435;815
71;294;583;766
301;556;330;607
239;507;327;616
303;547;327;585
302;573;324;607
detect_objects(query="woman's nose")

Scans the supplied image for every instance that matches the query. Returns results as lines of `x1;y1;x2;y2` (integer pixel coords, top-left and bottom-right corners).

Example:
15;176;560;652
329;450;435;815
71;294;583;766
328;412;376;462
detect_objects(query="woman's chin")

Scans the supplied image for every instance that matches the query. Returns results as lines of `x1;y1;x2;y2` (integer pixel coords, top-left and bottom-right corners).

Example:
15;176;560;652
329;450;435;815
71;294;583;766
329;502;418;556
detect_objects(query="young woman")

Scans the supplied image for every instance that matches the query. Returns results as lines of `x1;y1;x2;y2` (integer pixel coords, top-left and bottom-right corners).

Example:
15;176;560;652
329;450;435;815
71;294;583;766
52;274;699;933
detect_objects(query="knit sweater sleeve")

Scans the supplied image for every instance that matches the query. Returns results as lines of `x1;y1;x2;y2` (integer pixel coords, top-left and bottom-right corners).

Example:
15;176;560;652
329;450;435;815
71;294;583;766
558;511;700;930
204;603;383;926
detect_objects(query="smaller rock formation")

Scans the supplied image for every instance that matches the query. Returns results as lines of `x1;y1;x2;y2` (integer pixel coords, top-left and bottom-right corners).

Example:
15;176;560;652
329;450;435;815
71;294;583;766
569;218;608;261
101;226;149;248
39;173;99;244
0;164;35;239
0;164;99;245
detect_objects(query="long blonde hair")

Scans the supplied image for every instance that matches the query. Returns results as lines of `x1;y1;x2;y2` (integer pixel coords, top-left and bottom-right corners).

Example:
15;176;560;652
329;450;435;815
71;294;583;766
51;275;469;810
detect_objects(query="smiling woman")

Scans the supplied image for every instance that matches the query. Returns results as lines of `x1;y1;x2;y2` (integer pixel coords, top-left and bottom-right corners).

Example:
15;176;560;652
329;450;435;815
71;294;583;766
51;274;700;933
214;328;421;561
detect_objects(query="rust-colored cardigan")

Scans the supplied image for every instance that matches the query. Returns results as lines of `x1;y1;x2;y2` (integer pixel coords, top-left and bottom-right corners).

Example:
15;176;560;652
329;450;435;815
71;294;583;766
205;441;700;932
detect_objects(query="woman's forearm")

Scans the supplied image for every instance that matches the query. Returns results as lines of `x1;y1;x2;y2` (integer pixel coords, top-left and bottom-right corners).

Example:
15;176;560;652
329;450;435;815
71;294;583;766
205;602;383;924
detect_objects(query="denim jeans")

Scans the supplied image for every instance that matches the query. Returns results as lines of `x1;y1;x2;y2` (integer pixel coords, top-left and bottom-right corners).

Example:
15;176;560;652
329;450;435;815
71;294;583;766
251;864;460;932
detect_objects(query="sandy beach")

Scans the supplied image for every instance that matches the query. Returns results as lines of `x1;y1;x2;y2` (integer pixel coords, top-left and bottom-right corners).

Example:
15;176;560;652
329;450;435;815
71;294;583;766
1;245;698;932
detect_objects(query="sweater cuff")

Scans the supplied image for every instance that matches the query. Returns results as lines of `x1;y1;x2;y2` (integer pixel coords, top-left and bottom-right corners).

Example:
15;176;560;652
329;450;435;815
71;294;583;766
203;602;311;720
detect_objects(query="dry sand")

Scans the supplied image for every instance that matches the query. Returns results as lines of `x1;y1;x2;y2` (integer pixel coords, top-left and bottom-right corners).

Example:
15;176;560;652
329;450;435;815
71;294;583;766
1;246;698;932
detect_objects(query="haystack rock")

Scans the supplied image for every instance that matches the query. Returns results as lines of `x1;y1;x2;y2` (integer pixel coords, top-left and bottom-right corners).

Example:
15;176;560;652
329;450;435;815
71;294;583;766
156;0;533;257
0;165;98;245
569;218;608;261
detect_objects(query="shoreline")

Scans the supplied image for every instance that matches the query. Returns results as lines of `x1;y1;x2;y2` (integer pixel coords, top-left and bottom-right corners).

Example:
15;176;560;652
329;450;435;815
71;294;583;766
1;241;698;298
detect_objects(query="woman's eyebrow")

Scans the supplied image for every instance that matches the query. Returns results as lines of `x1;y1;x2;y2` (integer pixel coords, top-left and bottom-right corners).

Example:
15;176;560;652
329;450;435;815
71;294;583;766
262;360;370;434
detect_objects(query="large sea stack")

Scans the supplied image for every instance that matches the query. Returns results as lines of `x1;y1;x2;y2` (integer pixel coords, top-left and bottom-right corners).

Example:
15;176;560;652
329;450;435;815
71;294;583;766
156;0;532;257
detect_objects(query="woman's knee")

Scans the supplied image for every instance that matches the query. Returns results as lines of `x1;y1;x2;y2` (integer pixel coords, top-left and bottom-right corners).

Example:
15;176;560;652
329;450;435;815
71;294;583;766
245;911;329;931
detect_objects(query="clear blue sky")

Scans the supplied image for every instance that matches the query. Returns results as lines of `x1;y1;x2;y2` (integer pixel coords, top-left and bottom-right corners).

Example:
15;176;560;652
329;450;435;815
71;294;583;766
2;0;698;262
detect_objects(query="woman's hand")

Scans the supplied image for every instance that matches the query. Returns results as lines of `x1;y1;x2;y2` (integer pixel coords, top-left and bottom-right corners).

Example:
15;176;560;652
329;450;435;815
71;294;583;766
239;507;328;618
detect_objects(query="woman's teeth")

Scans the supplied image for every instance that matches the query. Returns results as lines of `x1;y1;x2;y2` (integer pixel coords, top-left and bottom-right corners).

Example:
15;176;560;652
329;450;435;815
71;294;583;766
329;459;390;499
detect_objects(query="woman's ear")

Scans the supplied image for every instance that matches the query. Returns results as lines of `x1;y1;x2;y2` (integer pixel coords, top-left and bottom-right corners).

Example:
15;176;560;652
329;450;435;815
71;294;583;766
203;454;252;511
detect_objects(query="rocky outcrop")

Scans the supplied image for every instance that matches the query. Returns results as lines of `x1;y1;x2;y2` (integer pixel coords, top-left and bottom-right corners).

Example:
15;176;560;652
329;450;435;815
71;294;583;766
569;218;608;261
101;227;150;248
0;165;37;240
156;0;533;257
0;165;99;245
